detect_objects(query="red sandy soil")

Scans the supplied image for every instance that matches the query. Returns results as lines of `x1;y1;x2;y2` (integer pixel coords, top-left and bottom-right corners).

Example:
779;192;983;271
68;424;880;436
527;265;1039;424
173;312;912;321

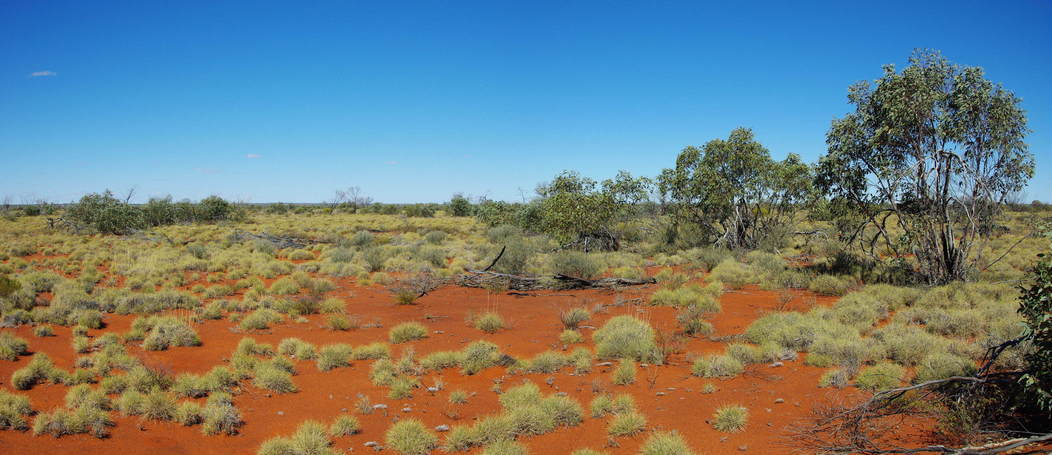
0;276;939;455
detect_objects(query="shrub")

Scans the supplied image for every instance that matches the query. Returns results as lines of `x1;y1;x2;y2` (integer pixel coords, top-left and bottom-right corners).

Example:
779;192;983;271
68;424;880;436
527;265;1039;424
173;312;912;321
808;274;854;296
593;316;661;363
559;307;591;329
540;395;584;427
136;316;201;351
676;305;715;337
141;388;177;421
549;251;603;280
473;312;505;333
353;342;391;360
0;333;29;360
591;394;636;417
257;420;334;455
507;405;555;436
524;351;569;374
329;414;361;436
174;401;203;425
559;329;584;345
607;411;646;436
712;405;748;432
725;343;764;364
708;259;754;289
254;362;298;393
327;315;353;331
385;418;438;455
914;352;977;383
317;344;354;371
482;440;528;455
692;355;744;378
269;277;302;295
33;325;55;337
449;390;469;404
855;363;906;391
201;393;243;435
612;359;636;385
460;340;504;375
240;308;283;331
639;431;696;455
278;338;317;359
390;322;428;343
819;367;851;388
0;390;33;430
11;353;58;390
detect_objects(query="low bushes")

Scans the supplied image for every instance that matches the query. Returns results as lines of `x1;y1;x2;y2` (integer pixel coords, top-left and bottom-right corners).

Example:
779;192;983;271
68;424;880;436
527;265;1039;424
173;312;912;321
639;431;696;455
385;418;438;455
472;312;505;333
612;359;637;385
0;390;33;430
129;316;201;351
0;333;29;360
607;411;646;436
593;316;661;363
855;362;906;391
257;420;335;455
711;405;748;432
692;355;744;378
390;322;428;343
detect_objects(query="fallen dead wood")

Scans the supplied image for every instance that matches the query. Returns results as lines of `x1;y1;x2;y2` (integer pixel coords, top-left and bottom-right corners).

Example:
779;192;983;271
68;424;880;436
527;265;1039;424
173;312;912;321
230;229;320;250
456;270;655;291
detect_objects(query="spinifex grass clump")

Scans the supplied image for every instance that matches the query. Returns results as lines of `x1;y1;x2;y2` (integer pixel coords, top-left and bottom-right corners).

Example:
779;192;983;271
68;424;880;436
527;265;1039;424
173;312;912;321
592;315;661;364
711;405;748;432
389;322;428;343
257;420;336;455
385;418;438;455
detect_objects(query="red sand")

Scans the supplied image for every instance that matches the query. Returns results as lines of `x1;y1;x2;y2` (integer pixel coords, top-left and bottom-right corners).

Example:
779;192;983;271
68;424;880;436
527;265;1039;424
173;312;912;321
0;276;936;455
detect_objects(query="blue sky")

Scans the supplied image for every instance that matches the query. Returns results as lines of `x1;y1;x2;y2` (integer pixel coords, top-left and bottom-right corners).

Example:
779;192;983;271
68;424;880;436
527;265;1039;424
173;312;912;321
2;1;1050;203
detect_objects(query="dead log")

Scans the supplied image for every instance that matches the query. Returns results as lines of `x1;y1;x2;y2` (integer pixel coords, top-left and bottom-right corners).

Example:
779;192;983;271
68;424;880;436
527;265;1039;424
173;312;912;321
456;270;655;291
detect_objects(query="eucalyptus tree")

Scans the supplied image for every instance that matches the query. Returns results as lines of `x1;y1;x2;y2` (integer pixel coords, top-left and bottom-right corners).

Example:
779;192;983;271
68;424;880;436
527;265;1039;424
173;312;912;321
658;127;814;250
817;49;1034;284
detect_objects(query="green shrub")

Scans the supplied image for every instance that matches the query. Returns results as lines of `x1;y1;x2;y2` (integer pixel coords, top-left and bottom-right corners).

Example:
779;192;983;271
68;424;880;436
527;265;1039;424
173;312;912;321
329;414;361;436
914;352;977;383
10;353;59;390
449;390;469;404
524;351;569;374
593;316;661;363
257;420;334;455
709;259;754;289
240;308;283;331
808;274;854;296
559;307;591;329
539;395;584;427
559;329;584;345
819;368;850;388
612;359;637;385
639;431;696;455
0;390;34;430
607;411;646;436
725;343;764;364
390;322;428;343
201;393;243;435
353;342;391;360
482;440;528;455
327;315;353;331
254;362;298;393
269;277;302;295
473;312;505;333
33;325;55;337
591;394;636;417
855;363;906;391
0;333;29;360
174;401;203;425
141;388;177;421
135;316;201;351
460;340;504;375
278;338;317;359
317;344;355;371
692;355;744;378
385;418;438;455
711;405;748;432
549;251;603;280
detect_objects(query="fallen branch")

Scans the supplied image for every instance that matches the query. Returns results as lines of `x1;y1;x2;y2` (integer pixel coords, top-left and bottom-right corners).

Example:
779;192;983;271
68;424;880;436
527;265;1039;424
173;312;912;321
456;270;655;291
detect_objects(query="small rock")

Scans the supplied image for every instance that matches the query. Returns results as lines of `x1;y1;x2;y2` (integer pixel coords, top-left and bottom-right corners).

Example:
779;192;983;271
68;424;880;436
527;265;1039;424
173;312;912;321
364;441;379;447
435;425;450;432
340;408;348;412
720;436;728;442
402;407;412;413
276;411;284;416
427;387;439;393
597;362;613;367
655;392;666;396
555;392;567;397
738;445;748;451
774;398;784;404
666;387;677;391
545;377;555;385
770;361;784;367
373;404;388;410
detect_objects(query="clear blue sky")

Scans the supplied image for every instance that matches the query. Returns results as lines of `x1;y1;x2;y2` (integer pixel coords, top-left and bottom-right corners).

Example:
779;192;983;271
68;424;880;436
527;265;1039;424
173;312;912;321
2;1;1050;203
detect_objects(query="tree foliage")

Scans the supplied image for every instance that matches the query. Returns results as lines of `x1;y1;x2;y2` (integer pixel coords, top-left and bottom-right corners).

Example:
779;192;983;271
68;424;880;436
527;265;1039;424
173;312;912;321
658;127;813;250
535;170;650;249
817;49;1034;284
65;191;241;235
1019;250;1052;412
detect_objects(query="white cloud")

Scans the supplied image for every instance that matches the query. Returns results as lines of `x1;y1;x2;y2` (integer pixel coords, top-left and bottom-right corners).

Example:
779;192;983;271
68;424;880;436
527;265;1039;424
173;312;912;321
385;160;398;165
245;153;262;159
29;70;56;77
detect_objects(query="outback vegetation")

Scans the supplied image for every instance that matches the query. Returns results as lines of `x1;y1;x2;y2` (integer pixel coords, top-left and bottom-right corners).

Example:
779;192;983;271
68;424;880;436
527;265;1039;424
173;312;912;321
0;49;1050;455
